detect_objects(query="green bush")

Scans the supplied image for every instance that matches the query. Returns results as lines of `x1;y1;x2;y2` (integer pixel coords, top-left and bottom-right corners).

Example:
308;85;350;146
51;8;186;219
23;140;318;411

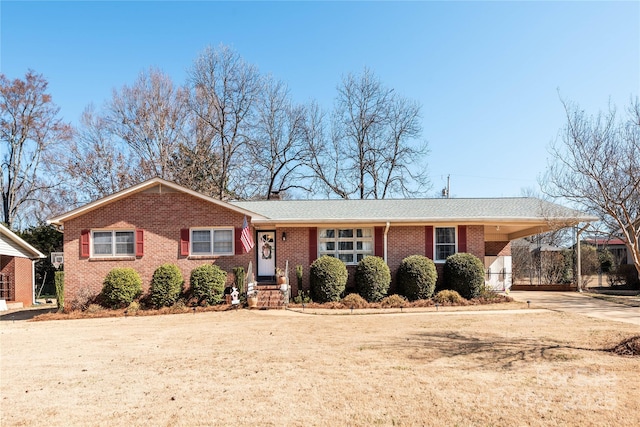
380;294;407;308
190;264;227;305
355;256;391;302
434;289;463;305
310;255;348;303
341;293;368;308
397;255;437;301
101;268;142;308
54;271;64;312
444;253;485;299
150;264;184;308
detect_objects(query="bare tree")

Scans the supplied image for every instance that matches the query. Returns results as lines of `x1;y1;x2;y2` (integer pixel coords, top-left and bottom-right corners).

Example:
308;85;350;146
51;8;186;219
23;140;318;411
49;105;141;204
543;97;640;284
108;68;189;180
307;68;430;199
188;45;261;199
244;77;309;199
1;71;72;228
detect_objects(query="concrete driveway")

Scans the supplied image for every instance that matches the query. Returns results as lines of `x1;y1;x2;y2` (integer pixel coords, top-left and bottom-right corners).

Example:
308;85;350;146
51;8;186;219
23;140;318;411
510;291;640;326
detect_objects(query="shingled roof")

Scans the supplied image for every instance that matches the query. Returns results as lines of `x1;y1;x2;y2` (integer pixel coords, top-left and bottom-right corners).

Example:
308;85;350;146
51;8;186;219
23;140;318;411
231;197;596;225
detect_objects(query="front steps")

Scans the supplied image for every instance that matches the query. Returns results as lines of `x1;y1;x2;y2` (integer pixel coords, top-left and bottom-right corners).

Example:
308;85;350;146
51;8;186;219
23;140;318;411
254;283;288;309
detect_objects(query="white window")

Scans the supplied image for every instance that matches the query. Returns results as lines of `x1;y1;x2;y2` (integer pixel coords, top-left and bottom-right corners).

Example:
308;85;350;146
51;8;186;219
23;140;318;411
191;228;234;256
92;230;135;257
435;227;456;261
319;228;373;264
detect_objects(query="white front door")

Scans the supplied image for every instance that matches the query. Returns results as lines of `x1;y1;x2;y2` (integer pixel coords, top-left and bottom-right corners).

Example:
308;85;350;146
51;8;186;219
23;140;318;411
257;231;276;279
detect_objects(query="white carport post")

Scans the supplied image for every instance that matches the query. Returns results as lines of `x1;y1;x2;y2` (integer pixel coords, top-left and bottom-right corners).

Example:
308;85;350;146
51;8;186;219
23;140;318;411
575;223;592;292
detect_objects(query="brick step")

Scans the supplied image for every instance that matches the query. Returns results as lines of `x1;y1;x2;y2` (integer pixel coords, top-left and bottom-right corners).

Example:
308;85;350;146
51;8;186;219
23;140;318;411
256;289;287;309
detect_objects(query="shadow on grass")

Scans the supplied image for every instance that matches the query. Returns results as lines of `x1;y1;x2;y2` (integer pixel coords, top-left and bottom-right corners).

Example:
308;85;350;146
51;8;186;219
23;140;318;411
0;307;57;322
386;330;605;369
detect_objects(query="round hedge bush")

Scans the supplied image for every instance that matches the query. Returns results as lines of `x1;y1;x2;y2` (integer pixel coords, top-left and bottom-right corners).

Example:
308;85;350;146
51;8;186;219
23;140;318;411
101;267;142;308
355;256;391;302
190;264;227;305
443;253;485;299
150;263;184;308
396;255;437;301
310;255;348;303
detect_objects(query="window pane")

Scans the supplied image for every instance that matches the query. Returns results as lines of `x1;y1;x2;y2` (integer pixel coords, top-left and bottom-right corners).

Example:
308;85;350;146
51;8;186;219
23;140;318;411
93;232;112;255
319;229;335;238
437;244;455;260
192;230;211;254
213;229;233;253
338;241;353;251
320;242;335;252
115;231;134;255
338;229;353;238
338;254;354;263
357;241;373;252
436;227;455;244
357;254;366;262
357;228;372;238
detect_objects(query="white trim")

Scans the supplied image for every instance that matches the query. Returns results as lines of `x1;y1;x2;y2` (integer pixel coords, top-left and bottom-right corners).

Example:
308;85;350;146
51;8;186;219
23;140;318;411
0;223;45;259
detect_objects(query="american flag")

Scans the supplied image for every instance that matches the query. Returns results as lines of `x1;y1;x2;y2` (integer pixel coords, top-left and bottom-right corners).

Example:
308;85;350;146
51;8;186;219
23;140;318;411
240;215;254;253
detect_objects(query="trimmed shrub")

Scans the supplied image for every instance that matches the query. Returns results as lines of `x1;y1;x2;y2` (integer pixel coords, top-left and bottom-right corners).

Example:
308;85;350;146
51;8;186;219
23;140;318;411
380;294;407;308
54;271;64;312
101;267;142;308
341;293;368;309
444;253;485;299
190;264;227;305
310;255;348;303
397;255;437;301
150;264;184;308
434;289;463;305
355;256;391;302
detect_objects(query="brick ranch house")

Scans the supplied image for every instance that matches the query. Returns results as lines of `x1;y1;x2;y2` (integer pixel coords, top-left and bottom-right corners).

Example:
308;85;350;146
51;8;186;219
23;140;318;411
0;223;46;309
48;178;596;307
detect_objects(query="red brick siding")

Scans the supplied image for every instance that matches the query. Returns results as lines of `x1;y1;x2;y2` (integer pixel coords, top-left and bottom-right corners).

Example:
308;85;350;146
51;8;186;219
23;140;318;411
63;192;253;306
485;241;511;257
0;255;33;306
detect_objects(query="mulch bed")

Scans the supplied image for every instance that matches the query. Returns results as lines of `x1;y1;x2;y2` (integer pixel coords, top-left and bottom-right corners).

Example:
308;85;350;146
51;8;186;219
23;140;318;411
611;335;640;357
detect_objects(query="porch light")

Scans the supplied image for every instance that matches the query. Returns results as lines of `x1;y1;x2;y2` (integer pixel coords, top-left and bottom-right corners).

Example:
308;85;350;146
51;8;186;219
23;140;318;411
282;232;287;241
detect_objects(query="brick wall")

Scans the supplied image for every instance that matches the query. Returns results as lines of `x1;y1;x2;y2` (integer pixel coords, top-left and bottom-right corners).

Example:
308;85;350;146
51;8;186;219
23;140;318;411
0;255;34;306
63;191;253;307
485;241;511;256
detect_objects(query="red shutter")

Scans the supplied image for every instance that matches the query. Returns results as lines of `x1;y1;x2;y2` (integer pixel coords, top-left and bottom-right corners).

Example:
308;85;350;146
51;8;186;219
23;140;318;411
308;227;317;265
136;229;144;257
180;229;190;256
374;226;384;258
458;225;467;253
80;229;90;258
425;226;433;260
235;227;243;255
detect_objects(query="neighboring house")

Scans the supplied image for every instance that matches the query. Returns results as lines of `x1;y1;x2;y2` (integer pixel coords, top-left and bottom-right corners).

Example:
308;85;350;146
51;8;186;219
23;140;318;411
582;238;630;266
0;224;46;309
48;178;597;307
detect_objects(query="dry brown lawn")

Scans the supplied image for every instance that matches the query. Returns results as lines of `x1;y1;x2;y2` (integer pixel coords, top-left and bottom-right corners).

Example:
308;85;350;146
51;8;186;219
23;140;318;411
1;306;639;426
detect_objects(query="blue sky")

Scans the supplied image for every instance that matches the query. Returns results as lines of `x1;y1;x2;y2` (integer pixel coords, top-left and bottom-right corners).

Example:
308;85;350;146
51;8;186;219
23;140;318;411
2;1;639;198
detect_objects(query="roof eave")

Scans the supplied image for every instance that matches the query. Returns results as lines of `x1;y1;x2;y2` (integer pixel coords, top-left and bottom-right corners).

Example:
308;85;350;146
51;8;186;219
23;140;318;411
0;224;46;259
47;178;267;226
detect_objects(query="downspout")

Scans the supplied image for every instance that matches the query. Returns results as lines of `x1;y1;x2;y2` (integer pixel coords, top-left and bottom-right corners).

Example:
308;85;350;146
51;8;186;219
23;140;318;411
383;222;390;263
